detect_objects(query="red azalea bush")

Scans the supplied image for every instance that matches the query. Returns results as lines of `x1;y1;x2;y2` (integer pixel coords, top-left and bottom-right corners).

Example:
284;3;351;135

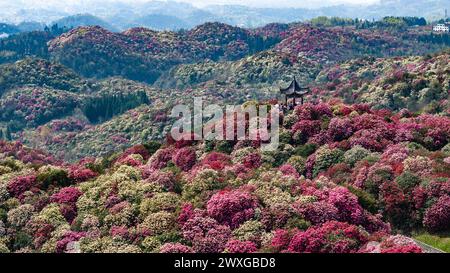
51;187;82;204
201;152;231;170
7;174;37;198
271;229;292;252
381;244;422;253
60;203;78;223
67;166;97;183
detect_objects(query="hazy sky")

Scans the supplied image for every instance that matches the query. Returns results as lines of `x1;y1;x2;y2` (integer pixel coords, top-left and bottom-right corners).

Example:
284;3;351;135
179;0;380;8
3;0;381;9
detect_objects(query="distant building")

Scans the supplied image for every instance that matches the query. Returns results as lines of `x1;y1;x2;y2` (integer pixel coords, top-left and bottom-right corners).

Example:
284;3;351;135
433;23;449;33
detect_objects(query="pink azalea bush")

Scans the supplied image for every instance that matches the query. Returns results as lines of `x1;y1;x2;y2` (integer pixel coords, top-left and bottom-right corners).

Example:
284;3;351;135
225;240;258;253
423;195;450;232
206;189;258;228
287;221;369;253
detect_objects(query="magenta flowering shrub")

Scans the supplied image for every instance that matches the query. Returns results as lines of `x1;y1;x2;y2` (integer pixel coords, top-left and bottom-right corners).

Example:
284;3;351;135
60;204;78;223
56;231;86;253
182;215;231;253
160;243;193;253
423;195;450;232
143;170;177;192
0;141;56;165
118;145;151;162
292;201;339;225
51;187;82;204
225;240;258;253
50;187;82;223
291;120;321;142
327;187;364;224
270;229;292;252
279;164;300;179
242;153;262;169
360;235;422;253
380;244;422;253
172;147;196;171
350;129;392;152
67;166;97;183
287;221;369;253
206;189;258;228
7;174;37;198
148;147;174;169
0;87;79;129
201;152;231;170
116;154;144;167
177;203;196;226
25;219;55;249
328;117;354;141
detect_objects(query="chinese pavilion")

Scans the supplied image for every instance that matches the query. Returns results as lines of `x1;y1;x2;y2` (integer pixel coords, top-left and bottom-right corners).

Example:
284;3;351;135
280;77;310;105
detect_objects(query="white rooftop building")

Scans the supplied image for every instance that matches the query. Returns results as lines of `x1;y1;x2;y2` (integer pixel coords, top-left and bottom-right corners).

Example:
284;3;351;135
433;23;450;32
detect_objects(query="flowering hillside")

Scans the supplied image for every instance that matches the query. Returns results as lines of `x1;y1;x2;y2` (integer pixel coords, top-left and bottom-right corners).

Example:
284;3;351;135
0;18;449;254
48;23;281;83
46;23;448;85
315;52;449;114
156;50;319;89
275;25;446;63
0;101;448;253
0;58;93;97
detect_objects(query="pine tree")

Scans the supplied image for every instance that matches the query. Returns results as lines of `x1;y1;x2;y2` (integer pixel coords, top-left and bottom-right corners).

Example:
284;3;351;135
5;125;12;141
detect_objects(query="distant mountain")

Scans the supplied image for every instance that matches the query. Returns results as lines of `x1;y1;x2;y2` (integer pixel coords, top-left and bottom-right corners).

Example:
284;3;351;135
131;14;188;31
52;14;118;32
1;0;449;30
0;23;20;35
107;1;218;30
0;22;45;39
16;21;45;32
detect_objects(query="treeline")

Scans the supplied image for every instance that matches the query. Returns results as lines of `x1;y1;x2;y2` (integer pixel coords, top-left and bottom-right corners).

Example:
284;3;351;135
310;16;427;30
82;91;150;123
0;23;20;35
418;33;450;45
0;24;70;64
